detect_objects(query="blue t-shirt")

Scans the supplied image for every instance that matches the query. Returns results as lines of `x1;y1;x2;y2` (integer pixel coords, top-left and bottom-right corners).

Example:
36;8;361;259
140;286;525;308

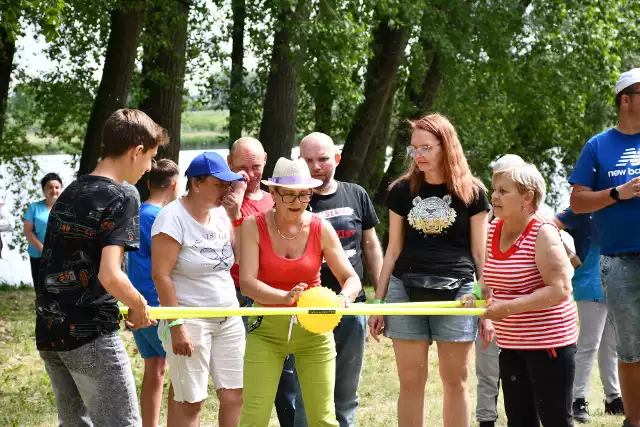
569;128;640;254
128;202;162;306
24;200;50;258
556;207;603;301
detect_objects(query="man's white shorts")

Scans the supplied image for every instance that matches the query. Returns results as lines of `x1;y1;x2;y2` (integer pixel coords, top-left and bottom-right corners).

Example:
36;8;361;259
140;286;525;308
159;316;245;403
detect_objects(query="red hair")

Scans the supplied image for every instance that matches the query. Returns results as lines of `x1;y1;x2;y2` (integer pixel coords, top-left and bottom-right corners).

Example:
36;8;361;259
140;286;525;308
391;113;484;205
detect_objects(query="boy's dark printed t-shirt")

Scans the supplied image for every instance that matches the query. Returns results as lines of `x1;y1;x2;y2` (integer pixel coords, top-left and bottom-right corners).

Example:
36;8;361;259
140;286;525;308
308;182;379;302
35;175;140;351
386;179;490;280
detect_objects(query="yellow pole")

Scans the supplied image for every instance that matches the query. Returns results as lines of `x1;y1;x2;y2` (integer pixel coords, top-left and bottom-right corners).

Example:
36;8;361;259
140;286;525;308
119;305;485;319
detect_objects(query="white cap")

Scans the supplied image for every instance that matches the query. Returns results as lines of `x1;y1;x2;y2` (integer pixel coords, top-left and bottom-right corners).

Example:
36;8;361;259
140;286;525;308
615;68;640;95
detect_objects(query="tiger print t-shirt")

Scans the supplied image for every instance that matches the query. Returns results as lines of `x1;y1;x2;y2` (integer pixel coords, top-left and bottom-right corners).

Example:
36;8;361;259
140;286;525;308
35;175;140;351
386;179;490;279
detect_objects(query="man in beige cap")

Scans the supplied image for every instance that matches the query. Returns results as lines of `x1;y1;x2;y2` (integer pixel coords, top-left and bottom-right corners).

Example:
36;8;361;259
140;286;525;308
570;68;640;427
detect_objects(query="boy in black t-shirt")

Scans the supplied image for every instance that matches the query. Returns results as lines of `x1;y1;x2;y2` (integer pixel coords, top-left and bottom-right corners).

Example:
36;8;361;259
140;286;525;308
36;109;167;426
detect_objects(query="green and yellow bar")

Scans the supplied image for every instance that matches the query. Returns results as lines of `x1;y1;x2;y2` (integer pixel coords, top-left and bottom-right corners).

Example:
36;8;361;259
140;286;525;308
119;301;487;320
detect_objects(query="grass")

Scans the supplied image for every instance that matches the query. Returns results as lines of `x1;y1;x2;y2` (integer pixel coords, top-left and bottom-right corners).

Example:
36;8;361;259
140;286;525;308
0;286;626;426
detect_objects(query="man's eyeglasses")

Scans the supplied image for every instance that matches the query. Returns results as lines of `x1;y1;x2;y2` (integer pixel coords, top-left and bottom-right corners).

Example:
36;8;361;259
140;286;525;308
275;188;313;203
406;144;441;158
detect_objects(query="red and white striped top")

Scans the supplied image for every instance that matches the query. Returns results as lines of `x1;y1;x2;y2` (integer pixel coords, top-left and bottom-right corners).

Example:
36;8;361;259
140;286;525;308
483;217;578;350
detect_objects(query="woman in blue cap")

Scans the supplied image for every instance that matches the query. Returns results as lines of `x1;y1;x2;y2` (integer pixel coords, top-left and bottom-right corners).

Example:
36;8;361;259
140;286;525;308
152;152;247;427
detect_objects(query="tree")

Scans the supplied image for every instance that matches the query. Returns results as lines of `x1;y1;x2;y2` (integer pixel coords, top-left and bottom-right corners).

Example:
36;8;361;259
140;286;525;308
228;0;246;145
259;0;310;176
374;40;443;202
78;0;145;176
0;0;64;147
139;0;191;163
334;6;411;183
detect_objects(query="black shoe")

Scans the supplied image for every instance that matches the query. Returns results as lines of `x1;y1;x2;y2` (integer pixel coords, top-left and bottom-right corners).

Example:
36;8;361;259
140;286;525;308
605;397;625;415
573;398;590;424
479;422;495;427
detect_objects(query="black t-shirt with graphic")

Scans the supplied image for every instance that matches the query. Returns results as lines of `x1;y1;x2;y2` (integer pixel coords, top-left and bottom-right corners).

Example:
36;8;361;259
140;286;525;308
35;176;140;351
309;181;379;302
386;179;490;280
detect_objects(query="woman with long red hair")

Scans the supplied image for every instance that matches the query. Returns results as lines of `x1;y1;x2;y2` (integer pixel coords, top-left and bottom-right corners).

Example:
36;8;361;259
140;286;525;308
368;113;493;427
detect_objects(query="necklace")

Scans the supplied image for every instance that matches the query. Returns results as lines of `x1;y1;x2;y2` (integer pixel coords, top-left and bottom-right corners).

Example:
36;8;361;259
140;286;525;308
272;210;303;240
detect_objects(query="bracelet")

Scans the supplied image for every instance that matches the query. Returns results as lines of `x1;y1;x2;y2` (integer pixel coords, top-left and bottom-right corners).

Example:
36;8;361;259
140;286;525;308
471;281;483;300
372;299;385;304
162;318;184;342
231;216;244;228
338;293;349;303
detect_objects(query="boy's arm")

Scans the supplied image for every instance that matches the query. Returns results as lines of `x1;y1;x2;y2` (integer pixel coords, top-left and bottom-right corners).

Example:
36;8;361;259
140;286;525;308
99;245;155;329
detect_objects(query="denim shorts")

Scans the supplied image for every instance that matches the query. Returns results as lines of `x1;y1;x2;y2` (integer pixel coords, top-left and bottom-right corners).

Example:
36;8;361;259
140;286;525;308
601;254;640;363
132;324;166;359
383;274;478;343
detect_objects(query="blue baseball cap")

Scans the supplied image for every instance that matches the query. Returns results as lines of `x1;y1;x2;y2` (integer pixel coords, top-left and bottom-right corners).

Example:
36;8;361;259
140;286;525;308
185;152;244;182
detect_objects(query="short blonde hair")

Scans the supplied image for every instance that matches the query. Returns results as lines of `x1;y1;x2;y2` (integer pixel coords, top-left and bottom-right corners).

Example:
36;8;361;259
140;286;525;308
491;154;525;173
493;163;546;211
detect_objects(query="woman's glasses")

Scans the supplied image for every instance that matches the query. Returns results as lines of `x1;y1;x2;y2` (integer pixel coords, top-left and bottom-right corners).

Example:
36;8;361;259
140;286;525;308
406;144;441;158
275;188;313;203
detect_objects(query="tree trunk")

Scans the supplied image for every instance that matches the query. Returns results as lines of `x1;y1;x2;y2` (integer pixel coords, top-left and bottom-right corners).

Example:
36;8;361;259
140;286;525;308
228;0;245;146
374;48;443;204
360;83;396;192
313;75;333;134
259;0;310;177
78;0;145;176
334;19;409;183
0;18;17;145
139;0;190;163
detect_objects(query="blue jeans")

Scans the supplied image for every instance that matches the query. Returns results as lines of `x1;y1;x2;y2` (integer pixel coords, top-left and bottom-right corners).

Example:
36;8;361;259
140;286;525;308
39;332;141;426
293;315;366;427
600;254;640;363
275;355;298;427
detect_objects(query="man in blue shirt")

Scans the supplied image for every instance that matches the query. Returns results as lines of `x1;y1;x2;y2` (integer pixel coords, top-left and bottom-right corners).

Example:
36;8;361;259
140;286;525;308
570;68;640;427
128;159;180;427
554;208;622;423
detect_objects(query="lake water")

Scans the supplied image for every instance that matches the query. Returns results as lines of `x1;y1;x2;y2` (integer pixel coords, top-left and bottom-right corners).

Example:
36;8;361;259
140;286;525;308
0;147;570;286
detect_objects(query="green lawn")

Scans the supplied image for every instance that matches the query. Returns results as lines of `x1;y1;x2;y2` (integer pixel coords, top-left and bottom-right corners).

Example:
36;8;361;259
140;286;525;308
0;287;625;426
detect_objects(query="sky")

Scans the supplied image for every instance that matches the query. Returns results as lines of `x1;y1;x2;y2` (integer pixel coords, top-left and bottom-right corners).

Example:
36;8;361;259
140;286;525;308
13;21;259;96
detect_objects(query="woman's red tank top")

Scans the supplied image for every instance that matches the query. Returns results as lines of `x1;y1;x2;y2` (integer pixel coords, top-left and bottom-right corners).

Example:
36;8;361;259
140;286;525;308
255;211;323;307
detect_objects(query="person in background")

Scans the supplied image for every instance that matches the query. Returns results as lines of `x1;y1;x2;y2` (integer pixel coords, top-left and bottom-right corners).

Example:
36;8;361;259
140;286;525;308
238;157;362;427
36;109;164;426
464;161;578;426
225;137;273;317
296;132;384;427
224;137;299;427
475;154;525;427
152;152;246;427
369;114;492;427
128;159;181;427
23;173;63;289
569;68;640;427
553;207;623;423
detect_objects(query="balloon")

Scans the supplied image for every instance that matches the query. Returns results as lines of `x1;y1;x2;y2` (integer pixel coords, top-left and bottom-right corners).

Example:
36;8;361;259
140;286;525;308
296;286;343;334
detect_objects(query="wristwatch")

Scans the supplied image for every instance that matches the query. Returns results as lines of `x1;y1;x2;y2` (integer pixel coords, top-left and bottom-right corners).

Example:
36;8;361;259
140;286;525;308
610;186;621;202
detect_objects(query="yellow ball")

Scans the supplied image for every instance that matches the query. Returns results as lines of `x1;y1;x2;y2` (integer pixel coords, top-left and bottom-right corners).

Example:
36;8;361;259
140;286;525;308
296;287;343;334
